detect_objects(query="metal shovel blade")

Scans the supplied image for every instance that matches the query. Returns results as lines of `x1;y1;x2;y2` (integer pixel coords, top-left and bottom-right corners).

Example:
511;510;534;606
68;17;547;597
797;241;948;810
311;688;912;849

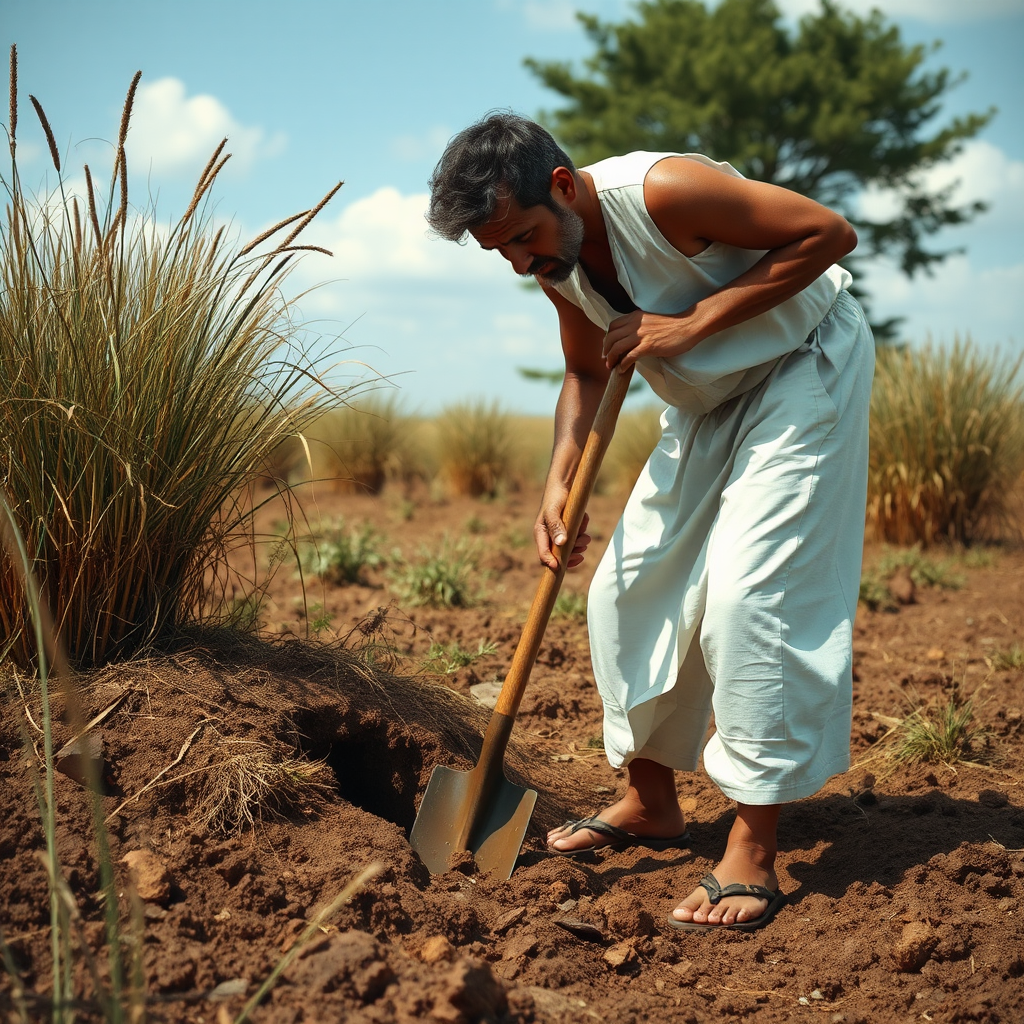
409;763;537;879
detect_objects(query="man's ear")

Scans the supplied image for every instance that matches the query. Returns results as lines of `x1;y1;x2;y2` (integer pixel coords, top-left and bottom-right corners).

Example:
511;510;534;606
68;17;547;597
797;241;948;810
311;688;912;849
550;166;577;204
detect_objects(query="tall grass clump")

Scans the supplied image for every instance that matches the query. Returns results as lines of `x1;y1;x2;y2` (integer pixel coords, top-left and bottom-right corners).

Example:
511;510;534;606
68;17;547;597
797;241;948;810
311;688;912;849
868;340;1024;545
307;393;414;493
435;400;520;497
1;60;349;668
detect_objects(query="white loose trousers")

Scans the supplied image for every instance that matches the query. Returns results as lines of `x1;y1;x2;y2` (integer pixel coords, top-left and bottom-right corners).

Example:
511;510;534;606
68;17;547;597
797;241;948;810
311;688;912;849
588;291;874;804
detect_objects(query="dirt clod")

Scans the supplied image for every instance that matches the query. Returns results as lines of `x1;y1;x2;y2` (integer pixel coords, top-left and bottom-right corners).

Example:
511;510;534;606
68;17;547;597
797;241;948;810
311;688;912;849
892;921;940;972
120;848;172;903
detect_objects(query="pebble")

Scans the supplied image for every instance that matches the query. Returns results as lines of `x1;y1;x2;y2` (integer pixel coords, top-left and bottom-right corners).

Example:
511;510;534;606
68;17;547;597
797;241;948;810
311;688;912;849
120;849;173;904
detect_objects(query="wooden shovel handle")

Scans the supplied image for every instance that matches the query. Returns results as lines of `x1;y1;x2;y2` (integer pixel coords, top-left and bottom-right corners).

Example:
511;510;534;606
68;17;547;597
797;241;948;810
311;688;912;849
494;365;634;720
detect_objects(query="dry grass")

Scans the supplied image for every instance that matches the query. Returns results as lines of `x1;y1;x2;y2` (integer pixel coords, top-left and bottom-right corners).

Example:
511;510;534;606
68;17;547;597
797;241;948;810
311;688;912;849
599;406;663;495
306;394;415;493
189;739;331;835
0;72;351;668
435;401;521;497
868;340;1024;546
893;693;992;768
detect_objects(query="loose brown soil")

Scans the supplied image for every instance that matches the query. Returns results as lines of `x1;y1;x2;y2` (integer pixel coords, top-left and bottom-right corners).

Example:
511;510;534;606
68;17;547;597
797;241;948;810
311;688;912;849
2;481;1023;1024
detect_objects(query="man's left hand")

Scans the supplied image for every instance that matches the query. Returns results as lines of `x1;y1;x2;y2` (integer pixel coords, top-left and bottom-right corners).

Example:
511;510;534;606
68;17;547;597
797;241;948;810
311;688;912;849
602;310;698;371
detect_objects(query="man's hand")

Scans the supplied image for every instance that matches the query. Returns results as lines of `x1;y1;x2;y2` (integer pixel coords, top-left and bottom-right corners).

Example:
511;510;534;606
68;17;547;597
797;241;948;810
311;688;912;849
534;494;591;572
602;310;697;372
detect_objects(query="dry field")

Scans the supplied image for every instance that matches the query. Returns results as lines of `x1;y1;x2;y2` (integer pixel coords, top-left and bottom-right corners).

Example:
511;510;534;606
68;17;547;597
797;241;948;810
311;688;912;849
3;478;1023;1024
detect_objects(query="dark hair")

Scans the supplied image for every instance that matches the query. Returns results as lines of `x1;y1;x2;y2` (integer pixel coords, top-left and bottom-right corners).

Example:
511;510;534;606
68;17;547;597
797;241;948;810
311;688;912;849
426;112;575;241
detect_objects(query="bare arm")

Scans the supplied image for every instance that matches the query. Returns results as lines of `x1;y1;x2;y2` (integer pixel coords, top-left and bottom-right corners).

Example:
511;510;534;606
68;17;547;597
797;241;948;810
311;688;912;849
602;157;858;370
536;285;610;570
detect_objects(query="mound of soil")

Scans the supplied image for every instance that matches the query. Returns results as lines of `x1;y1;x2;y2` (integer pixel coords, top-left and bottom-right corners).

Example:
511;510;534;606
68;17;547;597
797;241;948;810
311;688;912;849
2;485;1024;1023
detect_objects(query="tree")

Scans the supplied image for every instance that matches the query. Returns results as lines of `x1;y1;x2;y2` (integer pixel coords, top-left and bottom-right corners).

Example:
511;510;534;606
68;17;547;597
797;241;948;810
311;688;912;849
525;0;993;340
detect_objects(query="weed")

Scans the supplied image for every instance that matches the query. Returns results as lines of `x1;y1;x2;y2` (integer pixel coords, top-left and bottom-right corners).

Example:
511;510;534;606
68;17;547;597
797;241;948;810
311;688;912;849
422;638;498;674
858;571;898;612
868;340;1024;545
298;519;382;585
309;603;334;634
502;526;532;550
553;591;588;619
465;514;487;535
876;547;966;590
893;692;990;767
435;401;520;497
859;546;965;610
389;536;482;608
307;393;414;493
586;734;605;749
991;644;1024;671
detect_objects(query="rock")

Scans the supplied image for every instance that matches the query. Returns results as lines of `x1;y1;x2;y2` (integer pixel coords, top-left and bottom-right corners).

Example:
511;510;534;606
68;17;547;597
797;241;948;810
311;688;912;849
421;935;456;964
553;917;604;943
468;681;503;708
892;921;939;972
493;906;526;935
55;735;105;791
978;789;1009;808
121;849;172;904
887;566;916;605
604;941;638;969
207;978;248;1001
926;648;946;662
432;959;506;1023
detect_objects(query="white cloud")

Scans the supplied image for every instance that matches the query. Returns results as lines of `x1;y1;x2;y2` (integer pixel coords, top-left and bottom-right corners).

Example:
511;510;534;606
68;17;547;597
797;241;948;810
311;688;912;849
390;125;453;163
862;253;1024;348
774;0;1022;23
308;186;507;282
124;78;286;179
858;139;1024;238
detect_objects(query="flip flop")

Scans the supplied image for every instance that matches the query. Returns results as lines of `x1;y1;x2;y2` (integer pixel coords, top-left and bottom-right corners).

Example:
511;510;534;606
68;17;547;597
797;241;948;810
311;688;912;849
546;814;692;857
667;872;786;932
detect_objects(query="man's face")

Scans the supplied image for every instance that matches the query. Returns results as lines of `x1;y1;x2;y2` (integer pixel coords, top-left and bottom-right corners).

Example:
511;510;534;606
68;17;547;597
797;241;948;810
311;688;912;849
470;196;584;286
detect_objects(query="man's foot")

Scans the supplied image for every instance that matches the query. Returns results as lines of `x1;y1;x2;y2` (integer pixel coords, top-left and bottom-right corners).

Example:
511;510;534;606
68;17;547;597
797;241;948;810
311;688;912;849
546;758;686;853
670;803;782;930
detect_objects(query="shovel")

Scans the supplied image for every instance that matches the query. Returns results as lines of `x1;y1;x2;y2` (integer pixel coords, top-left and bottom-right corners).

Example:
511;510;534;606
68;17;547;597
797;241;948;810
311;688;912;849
410;365;635;878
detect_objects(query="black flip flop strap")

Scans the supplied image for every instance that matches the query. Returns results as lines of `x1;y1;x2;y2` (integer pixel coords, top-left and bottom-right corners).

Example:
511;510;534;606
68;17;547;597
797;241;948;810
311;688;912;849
698;874;776;904
566;816;632;842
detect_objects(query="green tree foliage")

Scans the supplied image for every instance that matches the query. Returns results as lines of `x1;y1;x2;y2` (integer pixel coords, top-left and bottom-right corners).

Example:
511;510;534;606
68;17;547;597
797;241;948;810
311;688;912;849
525;0;993;338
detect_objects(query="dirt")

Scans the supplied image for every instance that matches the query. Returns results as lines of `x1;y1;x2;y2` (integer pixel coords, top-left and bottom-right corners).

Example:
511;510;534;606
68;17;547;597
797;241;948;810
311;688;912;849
2;480;1024;1024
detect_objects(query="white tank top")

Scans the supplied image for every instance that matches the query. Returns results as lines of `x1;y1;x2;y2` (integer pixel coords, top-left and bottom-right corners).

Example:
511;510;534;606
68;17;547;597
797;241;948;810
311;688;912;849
552;151;852;414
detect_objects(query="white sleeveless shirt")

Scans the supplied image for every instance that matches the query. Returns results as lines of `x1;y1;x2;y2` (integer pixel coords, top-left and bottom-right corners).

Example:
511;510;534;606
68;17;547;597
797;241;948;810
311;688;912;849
552;151;852;414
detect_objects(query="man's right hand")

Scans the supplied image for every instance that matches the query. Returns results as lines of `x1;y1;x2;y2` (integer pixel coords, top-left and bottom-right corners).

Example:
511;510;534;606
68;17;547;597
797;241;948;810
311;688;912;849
535;492;591;572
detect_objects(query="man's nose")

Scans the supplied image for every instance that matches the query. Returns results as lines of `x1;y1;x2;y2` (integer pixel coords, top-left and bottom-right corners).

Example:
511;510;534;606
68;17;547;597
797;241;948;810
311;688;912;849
504;245;532;275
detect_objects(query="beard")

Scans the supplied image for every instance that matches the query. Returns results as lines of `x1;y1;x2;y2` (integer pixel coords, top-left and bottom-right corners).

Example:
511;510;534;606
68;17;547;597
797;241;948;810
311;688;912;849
521;205;585;285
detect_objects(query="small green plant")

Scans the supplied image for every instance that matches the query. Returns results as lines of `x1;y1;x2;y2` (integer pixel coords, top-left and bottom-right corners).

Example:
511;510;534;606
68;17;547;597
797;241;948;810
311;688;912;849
859;545;965;610
858;571;897;612
502;526;532;550
422;638;498;674
465;514;487;535
435;401;520;497
309;603;334;634
868;340;1024;545
389;536;482;608
991;644;1024;671
876;546;966;590
298;519;382;585
893;692;990;767
553;591;588;619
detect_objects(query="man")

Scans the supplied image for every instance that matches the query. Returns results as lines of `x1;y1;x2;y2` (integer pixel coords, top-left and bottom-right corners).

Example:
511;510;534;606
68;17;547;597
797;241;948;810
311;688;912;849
427;113;873;931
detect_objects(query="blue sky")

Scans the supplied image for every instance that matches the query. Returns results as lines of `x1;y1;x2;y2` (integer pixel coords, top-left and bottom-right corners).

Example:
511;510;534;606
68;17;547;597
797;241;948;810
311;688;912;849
5;0;1023;414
